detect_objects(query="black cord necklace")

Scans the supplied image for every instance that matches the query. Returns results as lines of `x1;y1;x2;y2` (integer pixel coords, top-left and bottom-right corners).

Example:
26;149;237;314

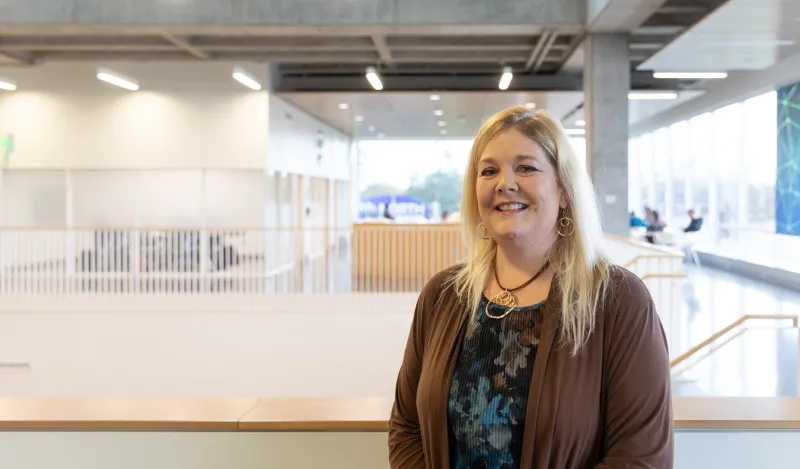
485;260;550;319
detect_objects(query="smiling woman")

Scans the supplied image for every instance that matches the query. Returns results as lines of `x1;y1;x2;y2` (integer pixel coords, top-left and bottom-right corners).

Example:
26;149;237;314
388;106;673;469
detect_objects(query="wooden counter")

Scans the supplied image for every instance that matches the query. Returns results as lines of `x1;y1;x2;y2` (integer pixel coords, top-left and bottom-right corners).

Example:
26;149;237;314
0;397;257;430
239;397;392;431
673;397;800;430
1;397;799;431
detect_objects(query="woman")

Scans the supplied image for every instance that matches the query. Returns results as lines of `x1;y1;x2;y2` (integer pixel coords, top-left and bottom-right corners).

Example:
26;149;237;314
388;107;672;468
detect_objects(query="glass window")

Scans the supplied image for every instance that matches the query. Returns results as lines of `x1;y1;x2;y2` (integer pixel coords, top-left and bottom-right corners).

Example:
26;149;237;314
688;113;712;223
743;91;777;232
629;90;794;271
653;127;670;219
637;133;655;212
669;121;689;225
713;102;743;241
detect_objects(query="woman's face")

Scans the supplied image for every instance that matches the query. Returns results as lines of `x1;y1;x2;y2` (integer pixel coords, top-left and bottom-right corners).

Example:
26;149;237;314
475;129;565;245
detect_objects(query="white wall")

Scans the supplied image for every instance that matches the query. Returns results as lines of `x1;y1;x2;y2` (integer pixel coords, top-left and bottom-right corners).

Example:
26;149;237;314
0;295;417;397
0;62;270;169
268;95;351;180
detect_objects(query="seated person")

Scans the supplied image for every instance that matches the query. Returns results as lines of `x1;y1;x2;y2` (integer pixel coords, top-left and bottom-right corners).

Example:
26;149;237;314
630;211;647;228
683;209;703;233
645;210;665;244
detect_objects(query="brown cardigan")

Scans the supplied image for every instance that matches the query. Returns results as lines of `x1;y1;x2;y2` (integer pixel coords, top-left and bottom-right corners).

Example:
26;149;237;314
388;264;673;468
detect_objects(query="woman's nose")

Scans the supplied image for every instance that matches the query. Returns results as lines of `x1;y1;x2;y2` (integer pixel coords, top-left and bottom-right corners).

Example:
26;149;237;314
496;170;518;192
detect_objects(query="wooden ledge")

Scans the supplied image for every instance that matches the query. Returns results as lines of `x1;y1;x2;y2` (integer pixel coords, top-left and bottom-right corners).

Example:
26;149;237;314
674;397;800;430
239;397;392;431
1;397;799;431
0;397;257;430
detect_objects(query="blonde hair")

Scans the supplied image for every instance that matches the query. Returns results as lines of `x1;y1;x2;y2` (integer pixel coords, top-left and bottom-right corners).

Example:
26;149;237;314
452;106;610;355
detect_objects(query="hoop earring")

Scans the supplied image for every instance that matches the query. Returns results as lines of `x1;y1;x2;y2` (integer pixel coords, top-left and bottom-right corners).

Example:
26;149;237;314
557;210;575;237
477;223;490;240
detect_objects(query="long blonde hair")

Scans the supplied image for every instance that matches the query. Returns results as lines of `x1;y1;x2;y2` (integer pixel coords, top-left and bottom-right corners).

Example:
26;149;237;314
452;106;610;355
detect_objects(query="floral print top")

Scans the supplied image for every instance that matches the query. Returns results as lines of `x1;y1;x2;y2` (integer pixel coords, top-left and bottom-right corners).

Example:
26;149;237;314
447;295;545;469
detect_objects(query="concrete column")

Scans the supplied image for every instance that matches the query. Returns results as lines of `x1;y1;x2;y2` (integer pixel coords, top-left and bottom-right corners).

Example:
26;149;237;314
584;33;630;236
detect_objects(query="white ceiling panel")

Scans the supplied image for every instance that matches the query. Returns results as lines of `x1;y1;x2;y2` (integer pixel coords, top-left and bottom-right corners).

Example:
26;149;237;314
640;0;800;71
279;91;584;139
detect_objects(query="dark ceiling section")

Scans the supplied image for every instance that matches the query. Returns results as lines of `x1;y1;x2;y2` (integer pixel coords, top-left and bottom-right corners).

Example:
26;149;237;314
275;31;582;91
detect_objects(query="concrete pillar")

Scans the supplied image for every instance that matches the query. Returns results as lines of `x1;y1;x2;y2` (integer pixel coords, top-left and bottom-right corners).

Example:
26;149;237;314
584;34;630;236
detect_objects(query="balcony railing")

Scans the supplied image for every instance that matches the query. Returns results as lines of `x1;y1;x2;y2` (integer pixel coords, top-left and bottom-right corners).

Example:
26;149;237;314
0;224;682;297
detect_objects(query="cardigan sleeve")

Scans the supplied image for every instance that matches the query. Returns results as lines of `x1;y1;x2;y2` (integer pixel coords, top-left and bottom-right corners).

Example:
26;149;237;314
594;270;674;469
387;282;434;468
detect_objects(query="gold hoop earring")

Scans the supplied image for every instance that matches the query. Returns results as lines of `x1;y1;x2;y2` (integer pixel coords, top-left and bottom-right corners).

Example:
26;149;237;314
557;211;575;237
477;223;490;240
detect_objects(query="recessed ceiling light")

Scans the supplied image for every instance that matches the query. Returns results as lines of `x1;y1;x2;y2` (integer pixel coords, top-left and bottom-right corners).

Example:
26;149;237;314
430;94;441;101
628;92;678;100
498;66;513;91
97;68;139;91
704;39;795;47
564;129;586;135
437;121;447;127
367;125;376;132
0;78;16;91
355;115;364;122
525;102;536;109
575;119;586;127
653;72;727;79
338;103;349;110
365;66;383;91
434;110;444;116
232;67;262;91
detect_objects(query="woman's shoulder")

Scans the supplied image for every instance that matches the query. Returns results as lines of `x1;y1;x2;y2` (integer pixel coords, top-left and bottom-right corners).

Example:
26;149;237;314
604;264;653;306
598;265;658;330
418;263;465;305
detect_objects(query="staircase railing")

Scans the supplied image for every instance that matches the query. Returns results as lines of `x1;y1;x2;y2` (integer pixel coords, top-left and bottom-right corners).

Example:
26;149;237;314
670;314;799;373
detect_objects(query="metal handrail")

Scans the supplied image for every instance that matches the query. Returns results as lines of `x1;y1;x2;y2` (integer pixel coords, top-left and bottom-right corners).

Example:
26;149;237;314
670;314;800;369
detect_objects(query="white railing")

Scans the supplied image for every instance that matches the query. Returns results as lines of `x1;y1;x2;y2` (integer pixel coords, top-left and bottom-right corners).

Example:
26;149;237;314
0;227;353;295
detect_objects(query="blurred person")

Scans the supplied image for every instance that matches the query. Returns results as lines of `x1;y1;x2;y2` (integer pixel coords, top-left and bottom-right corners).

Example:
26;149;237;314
630;210;647;228
646;210;665;244
683;209;703;233
388;107;672;469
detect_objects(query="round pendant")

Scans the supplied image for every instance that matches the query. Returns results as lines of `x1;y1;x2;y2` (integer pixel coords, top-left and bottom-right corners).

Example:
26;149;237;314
486;290;517;319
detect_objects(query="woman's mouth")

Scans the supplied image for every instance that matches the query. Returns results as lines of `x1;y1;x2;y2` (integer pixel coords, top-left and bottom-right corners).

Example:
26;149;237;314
495;202;529;214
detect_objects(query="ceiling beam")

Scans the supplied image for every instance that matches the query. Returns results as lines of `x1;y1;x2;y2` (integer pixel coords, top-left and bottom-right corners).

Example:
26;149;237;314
273;70;690;92
161;34;211;60
0;52;35;65
371;35;393;65
525;30;552;71
656;5;708;15
533;33;559;72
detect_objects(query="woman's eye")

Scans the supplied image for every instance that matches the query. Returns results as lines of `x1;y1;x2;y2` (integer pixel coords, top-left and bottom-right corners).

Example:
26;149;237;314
480;168;497;177
518;165;537;173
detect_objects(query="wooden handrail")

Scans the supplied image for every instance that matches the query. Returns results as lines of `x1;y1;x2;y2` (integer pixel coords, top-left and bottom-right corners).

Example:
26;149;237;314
604;233;684;257
623;254;684;268
640;273;687;280
670;314;799;368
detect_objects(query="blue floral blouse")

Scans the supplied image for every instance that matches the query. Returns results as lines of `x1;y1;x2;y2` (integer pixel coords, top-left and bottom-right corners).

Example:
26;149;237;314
447;296;545;469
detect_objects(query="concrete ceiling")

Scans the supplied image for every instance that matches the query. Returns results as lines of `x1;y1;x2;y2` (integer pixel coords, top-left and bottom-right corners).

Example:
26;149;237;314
640;0;800;72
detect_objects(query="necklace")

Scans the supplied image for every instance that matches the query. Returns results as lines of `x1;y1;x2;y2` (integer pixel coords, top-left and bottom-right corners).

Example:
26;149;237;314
485;261;550;319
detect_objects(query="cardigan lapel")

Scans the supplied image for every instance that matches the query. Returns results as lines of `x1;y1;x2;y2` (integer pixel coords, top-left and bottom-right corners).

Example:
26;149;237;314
436;293;470;469
518;276;561;468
